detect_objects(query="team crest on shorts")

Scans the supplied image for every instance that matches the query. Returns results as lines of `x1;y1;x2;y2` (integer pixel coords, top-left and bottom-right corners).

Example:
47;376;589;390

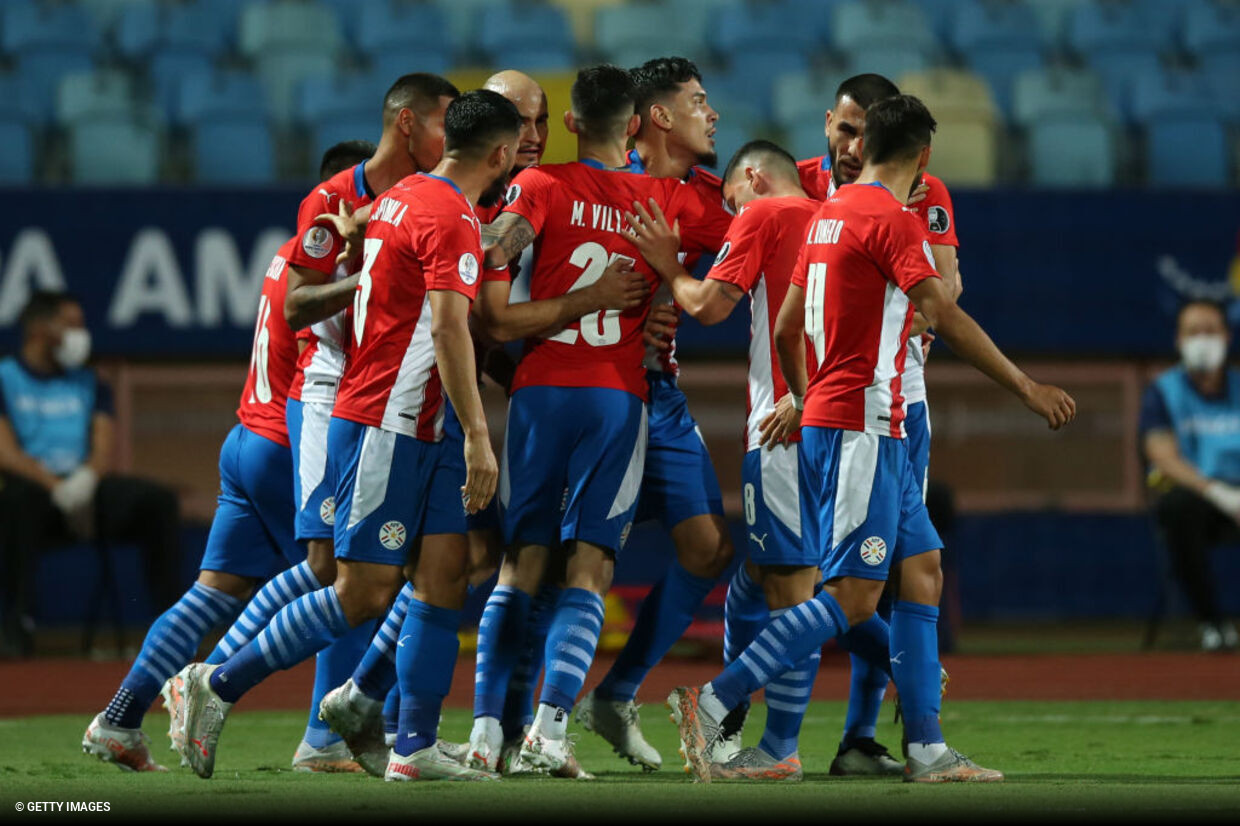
319;496;336;525
619;521;633;548
378;520;407;551
859;536;887;566
302;226;333;259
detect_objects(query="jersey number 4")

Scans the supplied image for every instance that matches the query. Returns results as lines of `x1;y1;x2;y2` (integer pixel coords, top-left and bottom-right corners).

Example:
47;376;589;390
546;241;635;347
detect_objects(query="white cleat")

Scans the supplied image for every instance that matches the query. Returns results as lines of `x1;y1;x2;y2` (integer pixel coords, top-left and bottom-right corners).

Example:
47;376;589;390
159;674;185;754
291;739;364;773
436;739;470;765
384;744;499;782
177;663;232;779
466;724;502;773
318;679;386;778
81;713;167;772
573;690;661;771
517;728;580;776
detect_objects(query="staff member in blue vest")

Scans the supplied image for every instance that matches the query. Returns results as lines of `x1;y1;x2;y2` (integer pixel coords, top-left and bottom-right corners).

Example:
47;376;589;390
0;290;182;657
1141;299;1240;651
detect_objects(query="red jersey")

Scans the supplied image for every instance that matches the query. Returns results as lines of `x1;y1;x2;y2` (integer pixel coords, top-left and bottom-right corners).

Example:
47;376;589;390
287;162;376;405
237;238;300;447
332;174;483;441
501;161;714;400
797;154;834;201
793;183;940;438
627;150;734;376
705;196;820;451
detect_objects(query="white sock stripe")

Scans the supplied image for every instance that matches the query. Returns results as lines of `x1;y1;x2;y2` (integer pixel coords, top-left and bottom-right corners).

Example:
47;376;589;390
138;648;178;678
564;625;599;649
234;611;260;635
324;589;346;628
781;670;810;681
738;650;770;683
180;586;218;619
804;598;831;626
269;613;292;664
764;684;812;701
294;562;320;591
167;608;208;638
750;638;782;672
764;698;807;713
549;661;586;682
270;574;297;605
160;621;197;653
257;631;280;670
556;642;595;668
174;594;213;629
190;583;237;616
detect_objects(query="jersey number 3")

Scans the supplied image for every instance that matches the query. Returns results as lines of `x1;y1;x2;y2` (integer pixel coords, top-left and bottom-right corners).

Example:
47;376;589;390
353;238;383;347
546;241;634;347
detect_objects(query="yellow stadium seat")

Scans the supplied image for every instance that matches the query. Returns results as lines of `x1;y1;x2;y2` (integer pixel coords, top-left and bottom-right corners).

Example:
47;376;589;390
897;68;999;186
897;67;999;122
548;0;625;47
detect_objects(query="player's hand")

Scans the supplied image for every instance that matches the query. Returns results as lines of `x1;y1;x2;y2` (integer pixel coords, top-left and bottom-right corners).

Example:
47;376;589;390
905;180;930;210
643;303;679;351
921;331;935;359
482;242;509;271
626;198;681;276
758;393;802;448
588;257;648;311
1021;382;1076;430
1203;481;1240;524
461;432;498;514
315;200;364;265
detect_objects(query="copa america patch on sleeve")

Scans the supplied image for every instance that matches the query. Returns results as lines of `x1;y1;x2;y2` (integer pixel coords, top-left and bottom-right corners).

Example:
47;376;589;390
302;226;334;259
504;184;521;206
927;205;950;234
458;252;479;285
713;241;731;267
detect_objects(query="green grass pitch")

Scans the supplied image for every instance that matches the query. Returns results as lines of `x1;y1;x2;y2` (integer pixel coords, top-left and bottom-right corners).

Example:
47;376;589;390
3;701;1238;821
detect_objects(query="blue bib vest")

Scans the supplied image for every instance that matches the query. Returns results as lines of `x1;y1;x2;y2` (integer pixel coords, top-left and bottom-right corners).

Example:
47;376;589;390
0;356;97;477
1154;366;1240;484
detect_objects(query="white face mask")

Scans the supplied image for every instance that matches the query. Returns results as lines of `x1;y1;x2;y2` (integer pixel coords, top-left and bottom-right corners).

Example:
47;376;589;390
1180;333;1227;373
54;327;91;370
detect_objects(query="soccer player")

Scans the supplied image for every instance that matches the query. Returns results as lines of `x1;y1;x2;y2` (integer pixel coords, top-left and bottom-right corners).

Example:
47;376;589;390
669;94;1075;784
572;56;736;773
177;90;520;781
80;140;375;773
626;139;824;780
465;64;714;775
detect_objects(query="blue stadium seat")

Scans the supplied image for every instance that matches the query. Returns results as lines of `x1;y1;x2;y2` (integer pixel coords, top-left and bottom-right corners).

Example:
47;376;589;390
433;0;497;55
966;49;1043;120
1134;0;1190;41
720;50;809;119
356;1;453;69
56;70;137;125
193;117;276;184
477;2;574;67
1184;0;1240;63
238;0;343;57
369;46;452;79
1129;68;1217;124
81;0;153;30
1011;66;1111;128
1145;117;1230;187
594;3;700;69
298;73;391;125
952;0;1044;115
1026;0;1080;49
149;49;214;122
311;108;382;164
911;0;966;42
0;114;36;184
16;50;96;126
771;69;840;133
786;118;831;162
4;0;101;124
69;115;162;185
703;120;750;171
832;0;939;56
714;0;823;55
256;51;340;125
116;0;230;60
844;46;930;83
177;70;268;126
1068;0;1168;111
1027;117;1116;187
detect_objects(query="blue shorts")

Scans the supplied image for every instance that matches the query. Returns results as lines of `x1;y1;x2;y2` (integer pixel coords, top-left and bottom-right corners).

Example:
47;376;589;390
199;423;304;580
905;399;931;500
634;372;724;529
500;386;647;553
287;398;336;542
328;417;453;566
741;444;809;567
431;401;476;537
800;426;942;582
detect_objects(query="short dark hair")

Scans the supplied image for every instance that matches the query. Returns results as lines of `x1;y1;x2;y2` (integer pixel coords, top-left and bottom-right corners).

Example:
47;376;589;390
444;89;522;158
835;73;901;110
571;64;636;140
19;290;77;333
862;94;936;165
722;139;799;184
630;56;702;128
319;140;376;180
1177;298;1228;328
383;73;460;124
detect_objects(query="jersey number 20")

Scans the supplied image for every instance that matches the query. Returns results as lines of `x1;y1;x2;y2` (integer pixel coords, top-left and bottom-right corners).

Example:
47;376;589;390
546;241;635;347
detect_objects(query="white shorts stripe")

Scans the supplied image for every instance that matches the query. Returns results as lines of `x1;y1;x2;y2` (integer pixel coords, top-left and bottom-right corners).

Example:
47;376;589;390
607;405;649;519
347;426;398;530
831;430;880;550
298;402;332;510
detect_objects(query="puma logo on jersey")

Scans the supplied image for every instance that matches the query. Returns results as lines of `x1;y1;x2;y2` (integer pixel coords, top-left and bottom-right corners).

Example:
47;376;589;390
749;532;769;552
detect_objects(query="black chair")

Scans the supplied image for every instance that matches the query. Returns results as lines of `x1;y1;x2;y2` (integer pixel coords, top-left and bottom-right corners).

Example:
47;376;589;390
81;538;128;657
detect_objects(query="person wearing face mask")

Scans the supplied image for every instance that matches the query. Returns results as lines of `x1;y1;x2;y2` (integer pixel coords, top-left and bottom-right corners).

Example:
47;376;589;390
0;290;182;657
1140;299;1240;651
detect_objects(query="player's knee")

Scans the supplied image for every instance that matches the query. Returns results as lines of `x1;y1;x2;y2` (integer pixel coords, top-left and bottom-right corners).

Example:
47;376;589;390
334;566;402;623
305;540;336;585
759;565;819;610
499;544;549;593
899;550;943;605
672;514;734;578
196;570;254;601
564;542;614;595
466;529;501;587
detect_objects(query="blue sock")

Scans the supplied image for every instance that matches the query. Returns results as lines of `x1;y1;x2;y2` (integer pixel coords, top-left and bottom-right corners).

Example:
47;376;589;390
538;588;605;711
710;589;847;712
596;561;714;702
383;684;399;741
304;619;375;748
501;583;559;741
890;600;943;746
393;599;461;757
210;586;350;704
841;600;894;747
473;585;531;719
104;583;242;729
721;565;767;720
205;562;320;664
351;583;412;701
758;608;821;761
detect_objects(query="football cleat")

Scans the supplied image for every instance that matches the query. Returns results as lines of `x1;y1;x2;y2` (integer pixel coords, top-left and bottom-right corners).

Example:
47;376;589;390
384;744;499;782
466;725;502;773
707;704;748;765
573;690;661;771
177;663;232;779
666;687;723;784
159;673;186;754
318;679;387;777
829;737;904;776
710;746;802;782
904;747;1004;783
291;739;364;773
436;739;470;765
517;729;579;776
81;713;167;773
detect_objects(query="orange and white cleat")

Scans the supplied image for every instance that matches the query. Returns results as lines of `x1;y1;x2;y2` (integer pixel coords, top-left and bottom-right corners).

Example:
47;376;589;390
159;673;186;757
291;739;364;773
385;744;499;782
904;746;1004;783
665;687;723;784
82;713;168;773
710;747;802;782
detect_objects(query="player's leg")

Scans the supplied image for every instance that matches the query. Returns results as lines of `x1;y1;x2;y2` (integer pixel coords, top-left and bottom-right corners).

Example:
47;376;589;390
500;574;561;767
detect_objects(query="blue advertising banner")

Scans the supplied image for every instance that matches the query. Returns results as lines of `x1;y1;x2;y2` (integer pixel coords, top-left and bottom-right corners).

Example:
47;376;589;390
0;187;1237;358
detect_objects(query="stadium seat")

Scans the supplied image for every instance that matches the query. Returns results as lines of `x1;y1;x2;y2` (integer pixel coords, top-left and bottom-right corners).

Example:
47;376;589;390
256;51;340;125
898;69;999;184
149;49;214;122
434;0;499;55
1011;66;1111;128
1;0;100;57
966;49;1044;119
714;0;823;56
1067;0;1167;115
912;0;965;42
1027;117;1116;187
491;41;575;71
0;114;36;184
704;120;751;171
898;67;998;120
80;0;152;30
1129;68;1218;124
193;116;276;185
299;73;390;125
786;118;830;162
719;51;810;120
177;70;268;126
356;1;453;70
68;115;163;185
1183;0;1240;64
116;0;228;60
771;69;841;133
1026;0;1080;49
549;0;624;47
237;0;343;58
1145;117;1230;187
56;69;138;125
311;108;382;164
843;46;930;83
832;0;939;61
593;2;702;69
15;50;96;126
477;1;574;68
951;0;1045;116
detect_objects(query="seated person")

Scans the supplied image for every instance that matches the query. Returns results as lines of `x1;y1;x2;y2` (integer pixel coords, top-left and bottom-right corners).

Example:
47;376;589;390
0;290;182;656
1140;299;1240;651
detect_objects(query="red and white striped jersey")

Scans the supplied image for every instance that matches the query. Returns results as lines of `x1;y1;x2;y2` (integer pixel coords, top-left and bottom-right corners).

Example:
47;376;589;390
236;237;300;447
705;196;819;451
794;183;940;438
331;174;483;441
287;162;376;405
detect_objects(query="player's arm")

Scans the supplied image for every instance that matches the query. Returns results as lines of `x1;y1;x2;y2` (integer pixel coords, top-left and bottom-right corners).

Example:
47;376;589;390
626;198;743;325
284;267;358;330
760;282;808;447
0;415;59;490
472;258;647;343
910;244;959;336
481;212;537;270
430;289;497;513
906;276;1075;429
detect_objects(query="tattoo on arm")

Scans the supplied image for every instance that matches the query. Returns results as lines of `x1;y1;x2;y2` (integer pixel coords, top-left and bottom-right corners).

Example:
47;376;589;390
715;280;743;304
489;213;536;261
